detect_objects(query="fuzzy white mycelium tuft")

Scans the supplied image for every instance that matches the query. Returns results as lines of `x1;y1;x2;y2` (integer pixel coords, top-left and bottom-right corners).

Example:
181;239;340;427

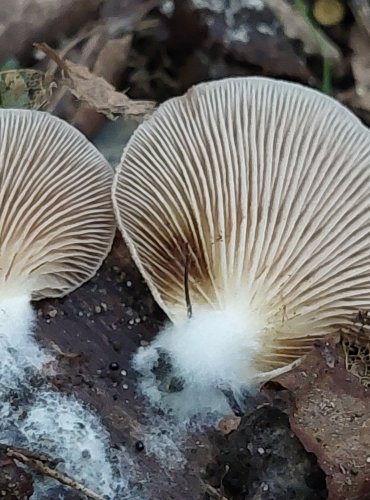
154;307;262;386
132;305;261;419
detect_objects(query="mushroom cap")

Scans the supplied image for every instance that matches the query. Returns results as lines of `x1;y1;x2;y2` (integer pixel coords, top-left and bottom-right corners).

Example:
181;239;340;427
0;109;115;300
113;77;370;374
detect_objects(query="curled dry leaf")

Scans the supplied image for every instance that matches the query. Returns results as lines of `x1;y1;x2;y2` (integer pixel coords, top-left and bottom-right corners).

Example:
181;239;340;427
35;42;156;120
264;335;370;499
71;35;134;137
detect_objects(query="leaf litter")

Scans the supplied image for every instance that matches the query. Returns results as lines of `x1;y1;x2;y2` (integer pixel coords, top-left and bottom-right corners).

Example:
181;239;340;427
35;42;156;120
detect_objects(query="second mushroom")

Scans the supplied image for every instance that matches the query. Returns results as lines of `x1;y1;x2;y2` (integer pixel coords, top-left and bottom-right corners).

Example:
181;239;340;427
113;77;370;395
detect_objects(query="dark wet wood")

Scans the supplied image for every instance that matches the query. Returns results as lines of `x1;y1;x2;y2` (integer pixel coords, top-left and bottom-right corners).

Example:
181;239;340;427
35;233;213;499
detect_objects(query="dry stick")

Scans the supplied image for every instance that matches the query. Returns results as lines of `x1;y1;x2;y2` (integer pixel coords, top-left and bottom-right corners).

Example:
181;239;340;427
0;443;105;500
201;481;229;500
184;242;193;319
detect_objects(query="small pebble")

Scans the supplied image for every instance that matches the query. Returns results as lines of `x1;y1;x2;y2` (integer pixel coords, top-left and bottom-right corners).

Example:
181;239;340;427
367;457;370;463
128;319;134;325
135;440;145;452
126;280;132;287
111;340;122;352
48;309;58;318
122;383;129;390
120;369;127;376
101;302;108;312
109;362;119;371
140;340;149;347
257;447;265;455
78;311;84;317
95;305;102;314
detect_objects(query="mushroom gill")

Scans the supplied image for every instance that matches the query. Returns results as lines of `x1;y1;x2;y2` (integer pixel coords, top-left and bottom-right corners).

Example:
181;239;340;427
0;109;115;339
113;77;370;387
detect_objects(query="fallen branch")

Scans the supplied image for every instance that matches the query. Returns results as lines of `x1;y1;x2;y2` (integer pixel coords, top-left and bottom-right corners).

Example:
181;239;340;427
0;443;105;500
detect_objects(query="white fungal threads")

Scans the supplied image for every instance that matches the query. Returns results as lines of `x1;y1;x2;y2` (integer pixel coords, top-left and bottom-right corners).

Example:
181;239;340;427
154;307;262;387
18;392;121;498
0;299;124;498
132;305;262;419
114;77;370;416
0;295;45;386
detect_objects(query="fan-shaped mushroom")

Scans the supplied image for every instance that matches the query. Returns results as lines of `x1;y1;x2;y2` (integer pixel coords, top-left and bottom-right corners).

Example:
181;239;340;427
113;77;370;390
0;109;115;344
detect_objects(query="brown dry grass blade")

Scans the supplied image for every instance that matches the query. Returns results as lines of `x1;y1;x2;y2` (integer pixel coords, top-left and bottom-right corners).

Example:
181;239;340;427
35;42;156;120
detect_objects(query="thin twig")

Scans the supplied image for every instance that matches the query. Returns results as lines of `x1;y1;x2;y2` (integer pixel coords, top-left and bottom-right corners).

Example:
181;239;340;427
0;443;59;466
0;443;105;500
184;242;193;319
201;481;229;500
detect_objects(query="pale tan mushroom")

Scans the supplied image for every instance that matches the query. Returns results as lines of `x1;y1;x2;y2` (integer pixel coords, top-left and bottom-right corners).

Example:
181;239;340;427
113;77;370;387
0;109;115;304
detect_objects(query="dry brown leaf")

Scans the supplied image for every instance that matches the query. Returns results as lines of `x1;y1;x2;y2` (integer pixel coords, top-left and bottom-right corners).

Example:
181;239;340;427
71;35;134;136
264;336;370;499
217;415;241;435
265;0;342;65
35;42;156;120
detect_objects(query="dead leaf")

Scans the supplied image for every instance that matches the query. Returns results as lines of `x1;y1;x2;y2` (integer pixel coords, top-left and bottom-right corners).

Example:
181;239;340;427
217;415;241;435
0;69;50;109
265;0;342;65
71;35;134;136
264;336;370;499
35;42;156;120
